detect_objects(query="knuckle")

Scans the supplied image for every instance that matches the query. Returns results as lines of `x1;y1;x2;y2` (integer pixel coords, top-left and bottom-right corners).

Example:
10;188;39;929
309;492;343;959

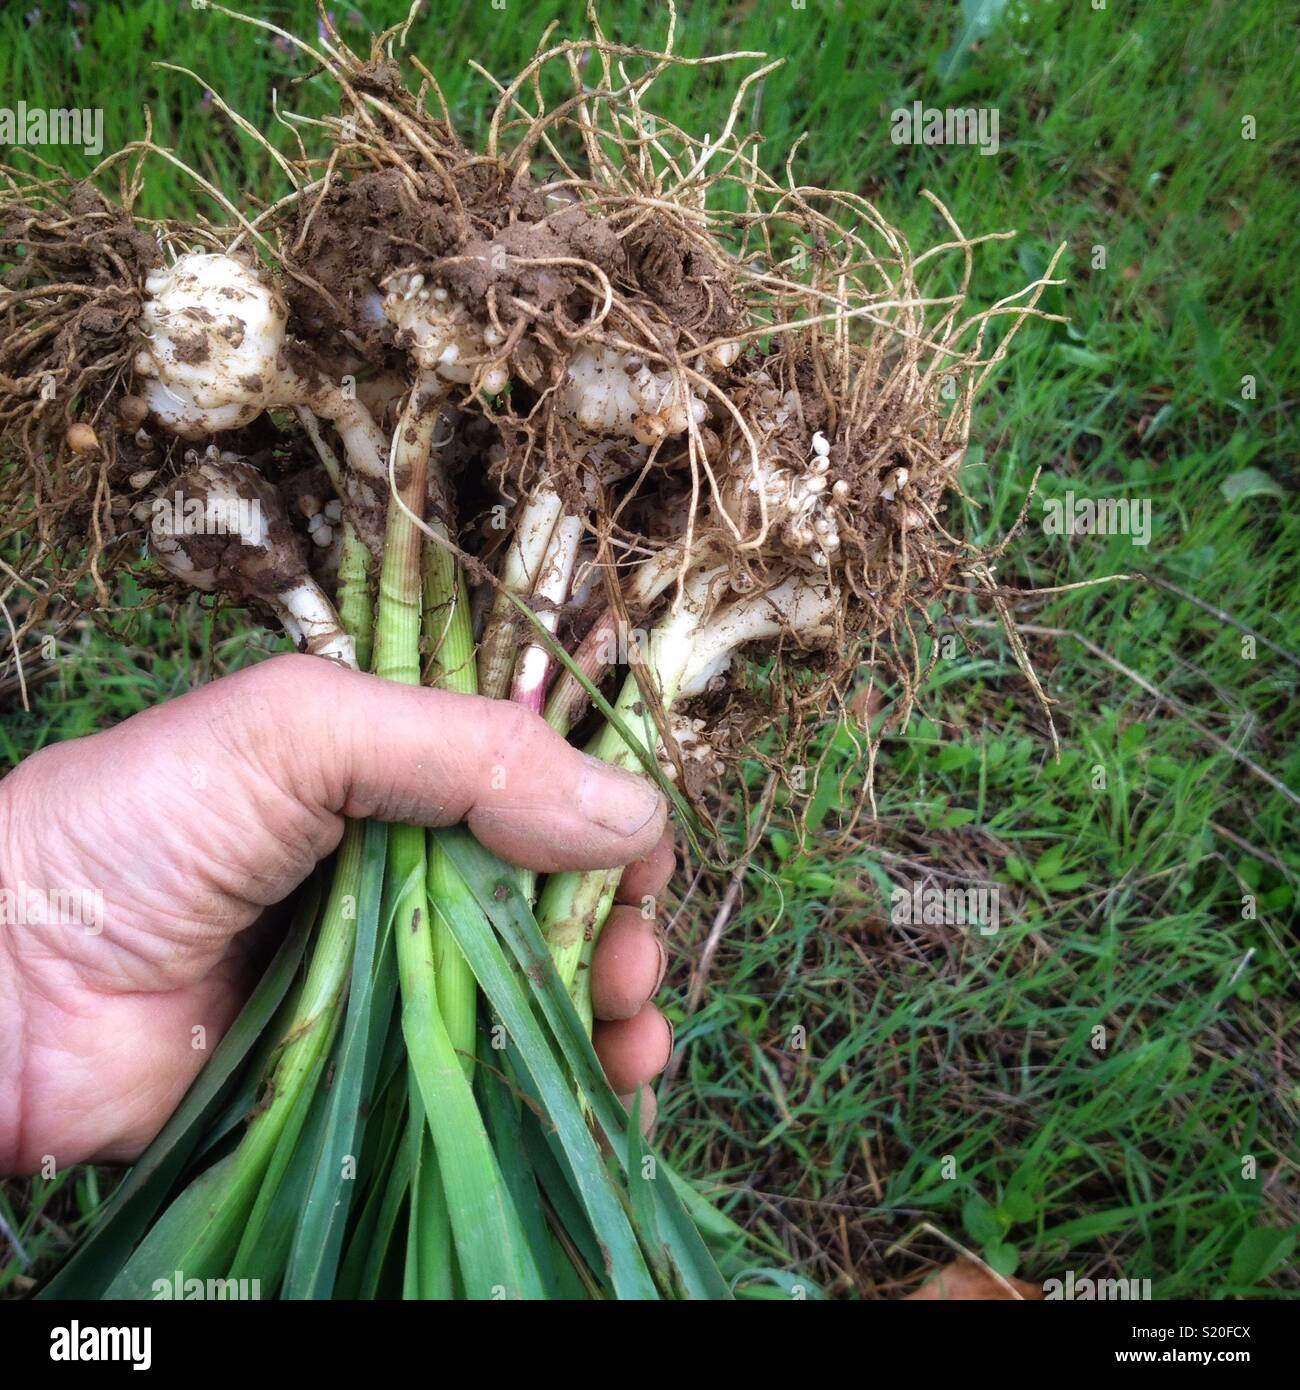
250;651;343;701
483;697;551;765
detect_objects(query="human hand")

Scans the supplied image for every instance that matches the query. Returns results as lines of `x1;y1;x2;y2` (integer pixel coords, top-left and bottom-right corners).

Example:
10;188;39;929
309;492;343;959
0;653;675;1174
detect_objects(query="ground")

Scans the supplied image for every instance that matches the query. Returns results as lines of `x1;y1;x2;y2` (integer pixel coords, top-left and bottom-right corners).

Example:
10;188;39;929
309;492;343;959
0;0;1296;1298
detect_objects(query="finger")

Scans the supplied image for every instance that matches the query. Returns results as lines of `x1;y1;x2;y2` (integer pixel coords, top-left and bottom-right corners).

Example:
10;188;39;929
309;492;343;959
590;905;666;1021
614;826;676;908
593;1003;673;1093
290;657;666;871
615;1085;658;1138
278;657;667;870
166;653;666;876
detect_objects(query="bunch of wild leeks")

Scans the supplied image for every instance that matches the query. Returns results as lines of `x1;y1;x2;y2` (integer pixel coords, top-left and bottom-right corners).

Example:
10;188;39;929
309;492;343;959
2;6;1062;1300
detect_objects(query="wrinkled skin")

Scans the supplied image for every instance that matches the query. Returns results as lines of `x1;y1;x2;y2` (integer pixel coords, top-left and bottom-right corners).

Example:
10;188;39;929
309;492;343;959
0;654;674;1175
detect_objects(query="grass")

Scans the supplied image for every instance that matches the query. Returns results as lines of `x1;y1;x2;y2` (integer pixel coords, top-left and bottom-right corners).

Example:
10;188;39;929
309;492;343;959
2;0;1297;1298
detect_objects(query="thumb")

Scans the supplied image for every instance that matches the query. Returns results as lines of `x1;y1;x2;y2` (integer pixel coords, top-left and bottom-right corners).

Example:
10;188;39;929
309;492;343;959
207;653;666;874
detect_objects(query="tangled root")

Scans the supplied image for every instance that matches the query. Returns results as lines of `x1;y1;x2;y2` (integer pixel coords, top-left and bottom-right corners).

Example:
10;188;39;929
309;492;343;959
0;1;1068;835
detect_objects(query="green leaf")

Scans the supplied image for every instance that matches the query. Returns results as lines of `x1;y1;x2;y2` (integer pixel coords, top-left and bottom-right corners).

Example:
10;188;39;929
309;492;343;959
439;828;734;1300
1220;468;1286;503
1002;1189;1037;1224
1186;299;1230;395
626;1091;671;1288
103;1150;248;1299
1228;1227;1296;1287
429;839;660;1299
335;1072;409;1299
1119;721;1147;753
390;820;543;1301
936;0;1008;85
518;1104;610;1290
283;820;390;1298
962;1192;1004;1245
1044;871;1089;892
476;1042;560;1296
984;1242;1020;1277
935;744;977;772
405;1118;453;1300
1034;842;1068;881
229;1048;336;1290
733;1267;829;1299
354;1114;413;1300
1055;345;1111;372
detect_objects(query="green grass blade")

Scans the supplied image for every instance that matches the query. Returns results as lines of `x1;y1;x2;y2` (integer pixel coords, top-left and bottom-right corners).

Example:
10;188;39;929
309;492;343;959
391;824;542;1300
356;1125;413;1299
625;1091;672;1288
102;1149;249;1299
516;1099;609;1293
475;1037;560;1295
404;1109;453;1300
335;1075;408;1299
228;1047;334;1287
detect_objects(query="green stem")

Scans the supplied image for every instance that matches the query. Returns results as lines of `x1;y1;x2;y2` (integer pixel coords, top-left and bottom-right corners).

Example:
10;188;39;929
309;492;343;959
423;530;477;696
534;671;654;1004
378;389;540;1299
422;473;479;1076
535;586;708;1019
337;522;374;673
216;817;364;1226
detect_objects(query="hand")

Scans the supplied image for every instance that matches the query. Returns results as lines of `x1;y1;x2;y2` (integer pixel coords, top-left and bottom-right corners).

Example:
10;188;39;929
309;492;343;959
0;653;674;1175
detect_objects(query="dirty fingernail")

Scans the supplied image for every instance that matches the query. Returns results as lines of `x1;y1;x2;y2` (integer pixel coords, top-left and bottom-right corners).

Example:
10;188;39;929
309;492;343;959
653;931;668;993
578;755;663;838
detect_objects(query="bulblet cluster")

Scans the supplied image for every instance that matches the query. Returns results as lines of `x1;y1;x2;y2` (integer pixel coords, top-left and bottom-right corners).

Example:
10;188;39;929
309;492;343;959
381;271;510;395
724;427;848;569
559;344;709;446
659;715;726;781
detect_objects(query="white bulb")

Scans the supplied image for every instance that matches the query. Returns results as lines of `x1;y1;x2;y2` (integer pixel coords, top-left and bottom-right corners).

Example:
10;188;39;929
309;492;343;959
134;252;289;440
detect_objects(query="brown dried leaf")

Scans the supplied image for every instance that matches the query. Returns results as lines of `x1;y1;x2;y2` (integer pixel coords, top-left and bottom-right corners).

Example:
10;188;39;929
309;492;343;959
904;1258;1042;1301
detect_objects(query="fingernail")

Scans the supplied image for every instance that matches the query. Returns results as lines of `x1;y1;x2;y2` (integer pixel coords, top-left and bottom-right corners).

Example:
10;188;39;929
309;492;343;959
653;931;668;993
578;755;663;838
616;1085;658;1137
